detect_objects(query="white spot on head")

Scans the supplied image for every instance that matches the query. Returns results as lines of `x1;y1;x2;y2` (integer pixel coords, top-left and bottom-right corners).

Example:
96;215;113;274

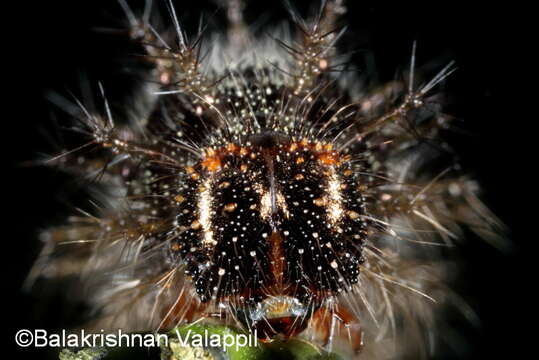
259;188;272;220
327;170;344;224
198;178;216;247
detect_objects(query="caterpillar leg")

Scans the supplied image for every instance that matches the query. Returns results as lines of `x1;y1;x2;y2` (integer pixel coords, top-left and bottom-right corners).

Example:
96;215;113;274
309;303;363;355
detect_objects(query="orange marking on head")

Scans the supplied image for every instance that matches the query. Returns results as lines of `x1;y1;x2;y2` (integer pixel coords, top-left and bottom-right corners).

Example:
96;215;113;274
318;152;338;165
226;143;238;152
223;203;238;212
174;195;185;203
219;181;231;188
201;156;221;172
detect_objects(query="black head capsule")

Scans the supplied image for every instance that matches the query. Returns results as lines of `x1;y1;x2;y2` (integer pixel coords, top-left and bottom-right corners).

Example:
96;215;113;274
170;135;368;336
27;0;495;357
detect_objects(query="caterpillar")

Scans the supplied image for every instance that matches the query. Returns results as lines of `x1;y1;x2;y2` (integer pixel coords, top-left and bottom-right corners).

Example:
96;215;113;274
24;0;506;359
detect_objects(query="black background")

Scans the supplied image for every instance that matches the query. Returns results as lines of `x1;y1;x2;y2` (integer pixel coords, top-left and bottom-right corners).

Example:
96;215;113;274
5;0;529;359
